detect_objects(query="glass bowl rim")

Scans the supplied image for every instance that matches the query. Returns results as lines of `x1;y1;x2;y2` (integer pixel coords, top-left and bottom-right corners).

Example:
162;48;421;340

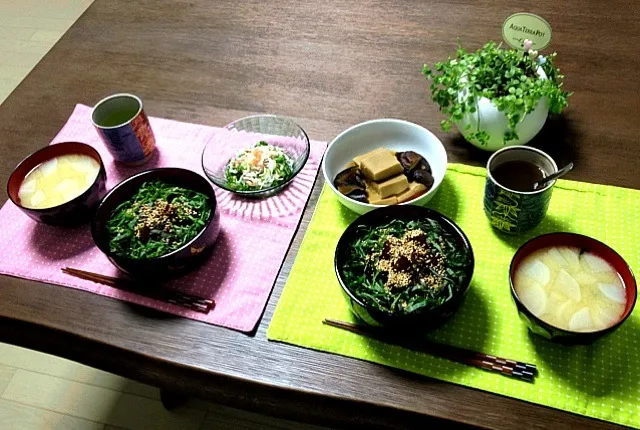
201;114;311;196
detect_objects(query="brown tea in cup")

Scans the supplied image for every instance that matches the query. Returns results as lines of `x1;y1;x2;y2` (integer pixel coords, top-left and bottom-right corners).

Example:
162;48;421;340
491;160;546;192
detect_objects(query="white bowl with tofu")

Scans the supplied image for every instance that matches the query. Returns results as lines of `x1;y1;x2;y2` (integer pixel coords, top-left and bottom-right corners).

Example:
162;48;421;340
322;119;447;214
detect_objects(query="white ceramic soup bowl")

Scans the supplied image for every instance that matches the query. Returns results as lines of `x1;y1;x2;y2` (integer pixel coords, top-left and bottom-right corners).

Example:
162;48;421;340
322;119;447;215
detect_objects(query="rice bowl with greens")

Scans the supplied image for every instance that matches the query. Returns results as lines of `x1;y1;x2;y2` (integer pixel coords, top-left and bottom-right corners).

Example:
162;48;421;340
343;218;470;314
335;205;474;327
106;180;212;259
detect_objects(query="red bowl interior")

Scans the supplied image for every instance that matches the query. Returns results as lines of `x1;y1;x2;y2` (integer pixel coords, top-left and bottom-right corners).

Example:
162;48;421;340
7;142;104;208
510;232;637;326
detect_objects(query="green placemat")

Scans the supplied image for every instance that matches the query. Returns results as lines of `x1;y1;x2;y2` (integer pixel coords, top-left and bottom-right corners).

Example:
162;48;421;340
268;163;640;428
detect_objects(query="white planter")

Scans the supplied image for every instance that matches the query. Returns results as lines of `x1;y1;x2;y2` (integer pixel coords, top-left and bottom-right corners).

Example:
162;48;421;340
455;68;549;152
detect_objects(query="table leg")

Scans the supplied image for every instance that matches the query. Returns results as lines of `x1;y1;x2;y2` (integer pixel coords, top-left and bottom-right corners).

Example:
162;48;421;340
160;389;188;410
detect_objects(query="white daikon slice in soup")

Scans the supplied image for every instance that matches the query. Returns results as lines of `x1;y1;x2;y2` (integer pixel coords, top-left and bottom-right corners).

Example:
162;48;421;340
18;154;100;209
514;246;626;332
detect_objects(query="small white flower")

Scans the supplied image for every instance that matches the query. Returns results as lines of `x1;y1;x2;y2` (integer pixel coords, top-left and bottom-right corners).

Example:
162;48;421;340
528;49;539;59
523;39;533;51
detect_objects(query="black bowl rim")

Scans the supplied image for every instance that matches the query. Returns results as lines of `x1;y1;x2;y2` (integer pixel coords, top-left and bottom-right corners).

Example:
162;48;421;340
201;114;311;196
509;232;638;336
7;142;106;212
334;205;475;319
91;167;217;262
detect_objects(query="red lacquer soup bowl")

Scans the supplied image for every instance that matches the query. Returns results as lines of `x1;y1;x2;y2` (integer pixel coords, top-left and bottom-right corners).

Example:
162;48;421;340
7;142;107;226
509;232;637;345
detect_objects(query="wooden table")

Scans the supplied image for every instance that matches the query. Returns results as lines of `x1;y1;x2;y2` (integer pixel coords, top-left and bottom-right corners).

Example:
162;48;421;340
1;1;638;428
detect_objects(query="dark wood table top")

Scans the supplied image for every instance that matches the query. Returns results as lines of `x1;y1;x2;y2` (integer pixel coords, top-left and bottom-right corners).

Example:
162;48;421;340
1;1;638;429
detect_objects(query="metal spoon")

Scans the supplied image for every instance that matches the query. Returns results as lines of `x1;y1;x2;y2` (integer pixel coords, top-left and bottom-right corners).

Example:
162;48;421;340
534;162;574;190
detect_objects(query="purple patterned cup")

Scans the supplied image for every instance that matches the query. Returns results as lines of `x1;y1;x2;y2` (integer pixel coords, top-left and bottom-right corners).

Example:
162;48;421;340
91;93;156;166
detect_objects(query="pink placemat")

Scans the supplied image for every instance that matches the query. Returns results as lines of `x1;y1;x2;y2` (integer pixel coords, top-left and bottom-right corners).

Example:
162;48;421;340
0;104;327;332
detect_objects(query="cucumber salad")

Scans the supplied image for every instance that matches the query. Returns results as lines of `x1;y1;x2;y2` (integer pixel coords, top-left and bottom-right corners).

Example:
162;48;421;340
225;141;295;191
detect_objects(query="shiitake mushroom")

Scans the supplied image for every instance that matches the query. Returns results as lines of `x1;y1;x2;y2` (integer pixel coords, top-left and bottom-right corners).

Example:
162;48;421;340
396;150;433;189
412;169;434;189
334;166;368;202
418;158;431;175
396;151;432;175
334;166;365;192
396;151;422;172
345;189;368;203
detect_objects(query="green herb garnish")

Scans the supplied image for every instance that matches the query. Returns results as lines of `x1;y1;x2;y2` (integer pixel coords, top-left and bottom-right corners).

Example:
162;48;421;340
107;181;211;259
342;219;469;315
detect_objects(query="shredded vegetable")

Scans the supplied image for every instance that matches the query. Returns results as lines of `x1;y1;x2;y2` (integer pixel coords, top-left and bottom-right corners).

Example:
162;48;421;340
225;141;294;191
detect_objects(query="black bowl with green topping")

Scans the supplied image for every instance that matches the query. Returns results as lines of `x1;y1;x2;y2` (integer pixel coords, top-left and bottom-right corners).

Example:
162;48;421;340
91;168;220;278
335;205;474;329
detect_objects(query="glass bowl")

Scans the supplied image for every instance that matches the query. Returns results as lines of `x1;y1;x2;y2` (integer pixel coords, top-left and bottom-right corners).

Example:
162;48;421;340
202;115;310;198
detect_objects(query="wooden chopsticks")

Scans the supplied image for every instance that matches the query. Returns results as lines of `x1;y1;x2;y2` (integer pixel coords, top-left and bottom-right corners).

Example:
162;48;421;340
62;267;215;314
323;319;537;382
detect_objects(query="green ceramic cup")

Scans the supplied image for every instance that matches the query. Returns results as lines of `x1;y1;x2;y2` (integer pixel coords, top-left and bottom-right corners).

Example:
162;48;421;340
484;146;558;234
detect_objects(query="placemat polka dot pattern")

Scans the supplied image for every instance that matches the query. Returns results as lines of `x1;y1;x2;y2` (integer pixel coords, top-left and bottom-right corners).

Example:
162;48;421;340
0;104;327;333
267;163;640;428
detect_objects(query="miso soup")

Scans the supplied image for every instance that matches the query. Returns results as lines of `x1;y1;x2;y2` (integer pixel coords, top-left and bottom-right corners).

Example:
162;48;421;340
18;154;100;209
514;246;627;332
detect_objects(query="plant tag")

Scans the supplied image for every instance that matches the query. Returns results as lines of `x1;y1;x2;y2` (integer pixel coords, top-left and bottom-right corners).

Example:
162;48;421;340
502;13;552;51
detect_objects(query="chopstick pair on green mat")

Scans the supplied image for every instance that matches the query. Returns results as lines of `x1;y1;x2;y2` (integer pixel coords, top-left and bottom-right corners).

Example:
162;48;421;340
323;319;537;383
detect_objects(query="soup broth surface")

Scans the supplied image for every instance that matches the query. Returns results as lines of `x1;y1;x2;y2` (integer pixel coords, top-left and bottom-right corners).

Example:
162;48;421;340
18;154;100;209
514;246;626;332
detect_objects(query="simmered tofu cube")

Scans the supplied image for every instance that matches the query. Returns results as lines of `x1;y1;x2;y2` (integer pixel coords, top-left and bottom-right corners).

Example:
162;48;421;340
353;148;388;167
397;182;427;203
360;150;403;181
370;195;398;205
370;175;409;198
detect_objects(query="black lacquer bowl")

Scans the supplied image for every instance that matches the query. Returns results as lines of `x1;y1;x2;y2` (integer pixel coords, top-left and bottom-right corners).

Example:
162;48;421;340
7;142;107;226
335;205;475;330
91;168;221;278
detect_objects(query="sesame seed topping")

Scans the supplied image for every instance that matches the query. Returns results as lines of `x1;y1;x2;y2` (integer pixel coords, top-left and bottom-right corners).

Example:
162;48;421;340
372;229;447;290
133;199;197;243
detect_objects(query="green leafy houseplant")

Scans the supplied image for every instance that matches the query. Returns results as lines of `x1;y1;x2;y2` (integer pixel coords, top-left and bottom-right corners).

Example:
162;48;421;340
422;40;571;147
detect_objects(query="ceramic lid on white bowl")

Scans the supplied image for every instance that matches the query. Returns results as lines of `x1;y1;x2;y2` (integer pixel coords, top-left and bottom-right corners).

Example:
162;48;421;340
322;119;448;215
